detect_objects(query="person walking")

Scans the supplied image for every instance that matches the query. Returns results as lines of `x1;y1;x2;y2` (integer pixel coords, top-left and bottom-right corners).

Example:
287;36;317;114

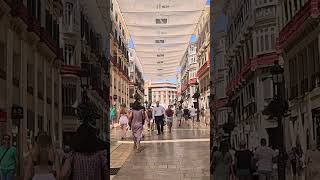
176;106;183;127
165;105;174;133
24;132;59;180
60;123;107;180
109;103;116;129
235;141;253;180
153;101;166;135
212;142;233;180
189;106;197;126
129;100;146;152
183;106;190;127
118;104;129;140
0;134;17;180
146;107;154;131
254;138;276;180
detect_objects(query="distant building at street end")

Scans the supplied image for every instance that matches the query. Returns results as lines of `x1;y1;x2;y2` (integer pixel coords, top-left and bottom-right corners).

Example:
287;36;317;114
145;82;177;108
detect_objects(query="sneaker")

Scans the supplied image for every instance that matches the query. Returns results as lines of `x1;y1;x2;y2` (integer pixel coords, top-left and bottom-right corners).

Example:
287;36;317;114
148;129;150;131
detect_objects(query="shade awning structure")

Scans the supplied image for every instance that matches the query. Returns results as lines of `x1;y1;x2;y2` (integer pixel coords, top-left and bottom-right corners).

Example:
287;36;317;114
117;0;207;81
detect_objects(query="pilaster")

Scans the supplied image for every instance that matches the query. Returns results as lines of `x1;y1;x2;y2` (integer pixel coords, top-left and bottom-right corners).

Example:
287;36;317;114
51;67;55;142
43;60;47;131
34;51;38;135
6;28;13;134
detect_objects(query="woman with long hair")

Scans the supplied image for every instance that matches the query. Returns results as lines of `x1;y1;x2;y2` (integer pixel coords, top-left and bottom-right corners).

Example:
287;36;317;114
165;105;174;133
24;132;59;180
60;123;107;180
129;100;145;153
212;142;232;180
118;104;129;140
176;106;183;127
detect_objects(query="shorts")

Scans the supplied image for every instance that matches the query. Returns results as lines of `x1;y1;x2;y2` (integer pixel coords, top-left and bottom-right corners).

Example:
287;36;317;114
166;117;173;122
236;169;250;176
119;115;128;124
257;170;272;177
184;115;189;119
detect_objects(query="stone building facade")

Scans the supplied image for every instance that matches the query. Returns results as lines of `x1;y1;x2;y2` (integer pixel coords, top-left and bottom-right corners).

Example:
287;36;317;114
60;0;110;145
223;0;280;150
129;48;144;106
0;0;63;175
109;0;130;108
196;5;210;110
278;0;320;152
179;43;198;108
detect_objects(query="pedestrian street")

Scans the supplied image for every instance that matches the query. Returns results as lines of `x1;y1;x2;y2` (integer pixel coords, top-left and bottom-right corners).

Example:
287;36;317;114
110;119;210;180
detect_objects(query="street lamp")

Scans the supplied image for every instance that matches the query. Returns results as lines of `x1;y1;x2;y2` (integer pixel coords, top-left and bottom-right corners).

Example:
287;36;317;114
192;81;200;122
79;69;89;103
263;60;288;180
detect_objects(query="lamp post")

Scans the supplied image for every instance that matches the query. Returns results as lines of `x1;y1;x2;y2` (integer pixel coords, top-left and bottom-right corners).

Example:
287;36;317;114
263;60;288;180
193;81;200;122
79;69;90;103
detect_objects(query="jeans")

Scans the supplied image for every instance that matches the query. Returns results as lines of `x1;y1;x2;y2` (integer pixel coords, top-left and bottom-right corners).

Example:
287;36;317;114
155;116;164;134
0;169;15;180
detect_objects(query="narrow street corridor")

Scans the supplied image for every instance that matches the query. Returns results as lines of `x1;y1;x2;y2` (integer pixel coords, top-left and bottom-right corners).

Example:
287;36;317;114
110;120;210;180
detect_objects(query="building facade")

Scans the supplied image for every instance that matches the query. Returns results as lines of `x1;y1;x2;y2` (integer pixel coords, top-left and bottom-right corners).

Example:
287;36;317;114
109;0;130;108
196;5;210;110
211;30;231;145
60;0;110;145
0;0;63;175
278;0;320;152
129;48;144;106
179;43;198;108
147;82;177;108
223;0;280;150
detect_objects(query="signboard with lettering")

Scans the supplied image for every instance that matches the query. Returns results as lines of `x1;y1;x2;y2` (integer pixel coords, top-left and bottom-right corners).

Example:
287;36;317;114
11;106;23;119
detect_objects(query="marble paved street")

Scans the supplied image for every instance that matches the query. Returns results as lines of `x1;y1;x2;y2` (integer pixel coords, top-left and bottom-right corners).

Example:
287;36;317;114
111;120;210;180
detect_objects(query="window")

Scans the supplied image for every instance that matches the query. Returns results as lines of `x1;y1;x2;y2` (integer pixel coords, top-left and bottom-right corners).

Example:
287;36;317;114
64;44;74;65
256;36;260;52
0;43;6;79
157;54;164;57
157;61;164;64
155;18;168;24
62;84;77;116
265;34;269;50
65;2;74;25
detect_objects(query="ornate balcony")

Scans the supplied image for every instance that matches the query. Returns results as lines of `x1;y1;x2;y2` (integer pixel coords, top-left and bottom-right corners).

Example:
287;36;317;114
40;27;57;55
226;52;278;94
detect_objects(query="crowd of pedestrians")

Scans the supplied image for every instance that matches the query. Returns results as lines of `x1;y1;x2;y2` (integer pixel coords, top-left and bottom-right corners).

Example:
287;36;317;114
211;138;320;180
0;122;108;180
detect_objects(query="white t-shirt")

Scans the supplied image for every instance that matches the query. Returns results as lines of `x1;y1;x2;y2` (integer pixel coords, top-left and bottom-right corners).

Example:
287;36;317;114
189;108;196;116
254;146;276;171
153;105;165;118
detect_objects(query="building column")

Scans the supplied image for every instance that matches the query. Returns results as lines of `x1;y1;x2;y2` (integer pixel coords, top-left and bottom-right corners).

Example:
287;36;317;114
58;72;63;148
43;61;47;131
20;38;27;173
51;67;55;142
6;28;13;134
34;51;38;135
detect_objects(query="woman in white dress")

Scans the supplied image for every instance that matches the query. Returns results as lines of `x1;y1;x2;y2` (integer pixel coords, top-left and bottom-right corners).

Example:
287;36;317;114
189;106;197;126
24;132;59;180
118;104;129;140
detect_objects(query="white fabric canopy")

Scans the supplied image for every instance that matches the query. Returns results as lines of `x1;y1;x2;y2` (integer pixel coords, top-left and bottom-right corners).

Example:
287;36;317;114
117;0;207;81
